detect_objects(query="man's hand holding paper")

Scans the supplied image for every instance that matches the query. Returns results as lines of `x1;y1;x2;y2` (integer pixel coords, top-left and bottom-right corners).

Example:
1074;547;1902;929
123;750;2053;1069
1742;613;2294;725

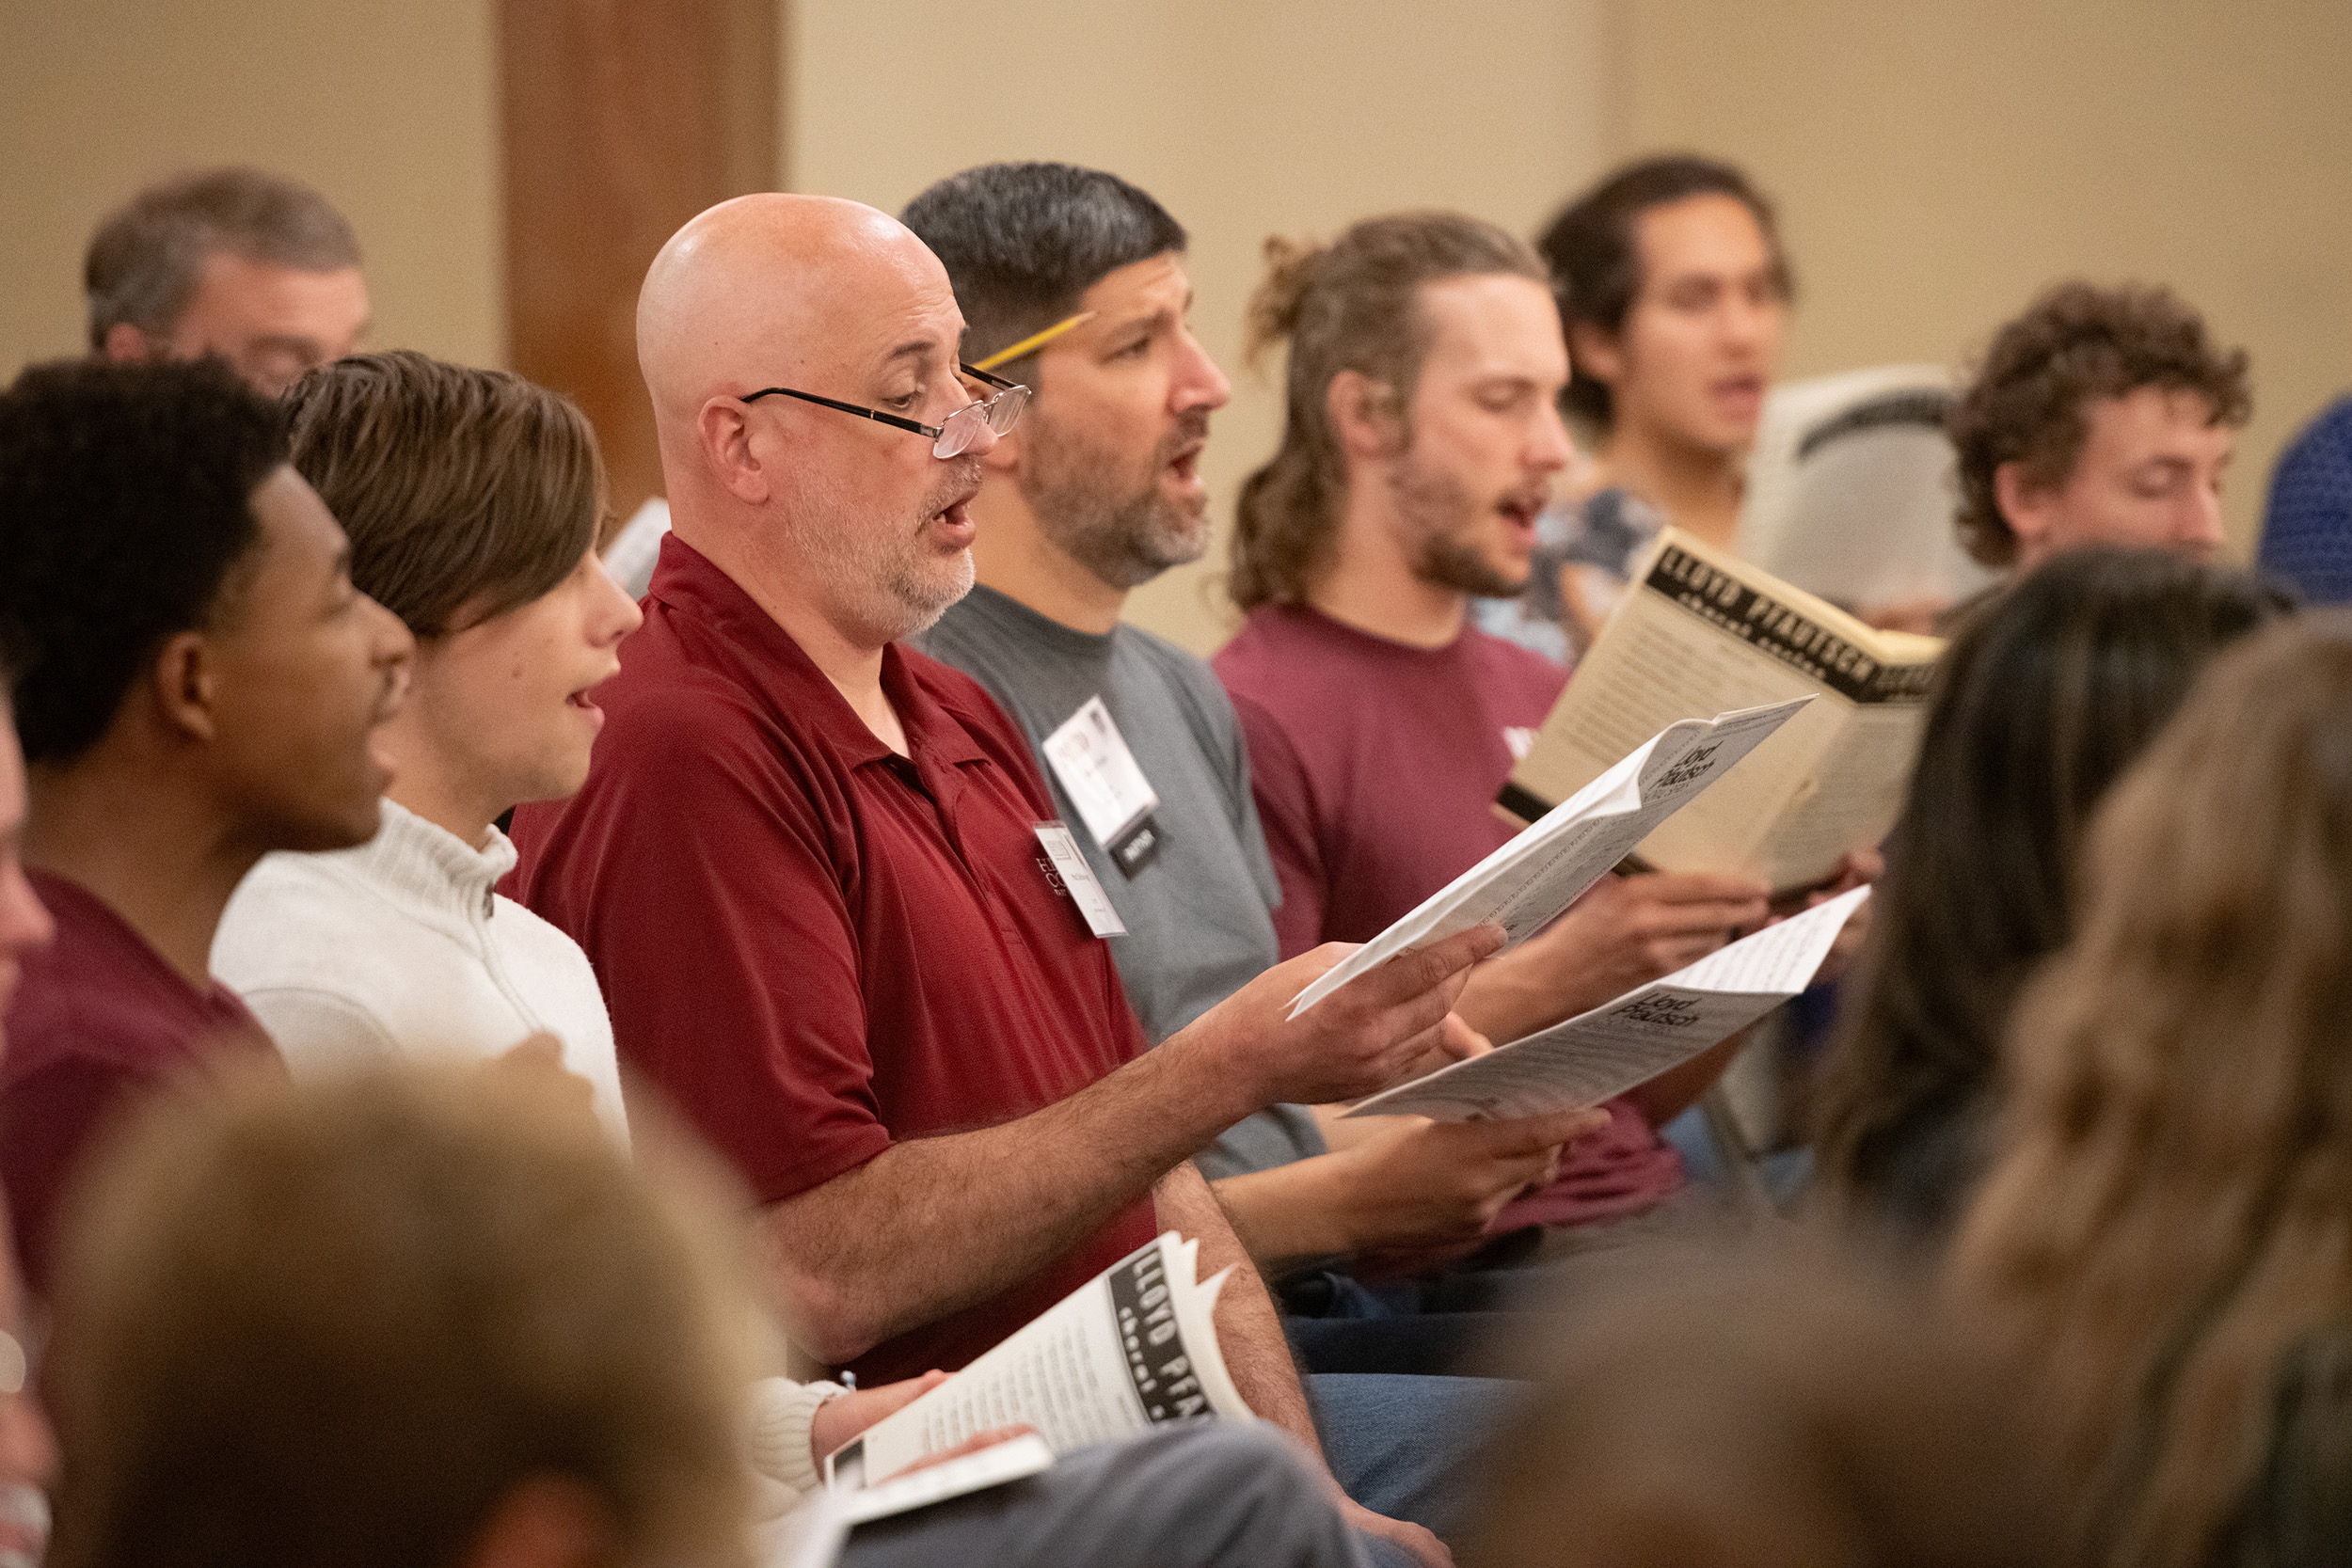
1346;886;1872;1125
1454;869;1772;1045
1174;925;1502;1108
1287;698;1809;1023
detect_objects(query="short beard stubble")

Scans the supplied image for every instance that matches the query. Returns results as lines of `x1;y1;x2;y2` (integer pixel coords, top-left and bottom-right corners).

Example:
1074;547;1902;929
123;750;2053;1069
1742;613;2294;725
1020;406;1214;592
1387;446;1529;600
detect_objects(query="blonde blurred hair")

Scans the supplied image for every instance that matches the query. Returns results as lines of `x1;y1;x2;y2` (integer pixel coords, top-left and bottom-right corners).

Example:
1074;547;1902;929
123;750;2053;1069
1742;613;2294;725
48;1063;756;1568
1953;613;2352;1567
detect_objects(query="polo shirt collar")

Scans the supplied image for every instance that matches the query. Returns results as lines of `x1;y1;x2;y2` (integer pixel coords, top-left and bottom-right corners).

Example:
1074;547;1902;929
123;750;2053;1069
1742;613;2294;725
649;533;990;783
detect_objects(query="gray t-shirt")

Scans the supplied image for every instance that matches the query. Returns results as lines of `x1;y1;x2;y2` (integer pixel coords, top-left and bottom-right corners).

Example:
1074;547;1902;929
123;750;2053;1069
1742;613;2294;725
917;586;1325;1180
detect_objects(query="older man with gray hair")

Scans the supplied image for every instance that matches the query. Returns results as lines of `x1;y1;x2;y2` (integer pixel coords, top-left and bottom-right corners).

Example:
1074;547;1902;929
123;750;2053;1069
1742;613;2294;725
86;166;369;397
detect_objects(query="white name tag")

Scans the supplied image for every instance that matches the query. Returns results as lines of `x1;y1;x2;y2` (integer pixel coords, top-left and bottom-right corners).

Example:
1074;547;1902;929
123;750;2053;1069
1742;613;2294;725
1033;822;1126;938
1041;698;1161;875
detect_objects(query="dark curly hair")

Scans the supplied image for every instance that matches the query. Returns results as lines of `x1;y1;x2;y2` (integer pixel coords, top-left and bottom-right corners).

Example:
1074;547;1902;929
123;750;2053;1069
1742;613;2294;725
0;357;287;764
1950;282;2251;568
1535;154;1791;431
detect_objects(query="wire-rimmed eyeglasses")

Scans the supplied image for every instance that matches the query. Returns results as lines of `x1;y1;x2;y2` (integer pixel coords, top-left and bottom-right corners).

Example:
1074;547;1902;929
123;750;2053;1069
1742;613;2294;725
742;364;1030;458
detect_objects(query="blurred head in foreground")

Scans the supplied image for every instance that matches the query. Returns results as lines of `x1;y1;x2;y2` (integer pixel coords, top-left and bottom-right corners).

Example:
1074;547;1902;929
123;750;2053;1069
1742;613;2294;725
46;1066;755;1568
1956;613;2352;1568
1809;548;2291;1245
1469;1241;2058;1568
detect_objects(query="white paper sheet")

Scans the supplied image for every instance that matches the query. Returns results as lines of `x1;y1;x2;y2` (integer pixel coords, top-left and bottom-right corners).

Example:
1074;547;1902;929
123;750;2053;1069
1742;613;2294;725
1286;698;1812;1019
1343;885;1869;1122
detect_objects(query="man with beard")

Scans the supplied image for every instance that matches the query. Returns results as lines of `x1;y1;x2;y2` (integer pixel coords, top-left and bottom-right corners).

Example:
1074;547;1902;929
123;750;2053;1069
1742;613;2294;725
1216;213;1774;1237
905;166;1605;1327
505;193;1515;1568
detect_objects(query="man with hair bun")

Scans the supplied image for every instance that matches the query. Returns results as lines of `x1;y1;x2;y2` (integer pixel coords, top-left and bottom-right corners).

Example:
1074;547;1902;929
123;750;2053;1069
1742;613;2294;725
1216;212;1777;1241
86;166;370;398
1950;280;2249;576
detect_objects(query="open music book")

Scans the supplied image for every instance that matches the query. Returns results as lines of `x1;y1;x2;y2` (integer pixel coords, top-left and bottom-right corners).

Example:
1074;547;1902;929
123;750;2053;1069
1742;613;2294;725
1287;697;1812;1020
1344;884;1869;1122
1502;528;1941;894
824;1233;1251;1492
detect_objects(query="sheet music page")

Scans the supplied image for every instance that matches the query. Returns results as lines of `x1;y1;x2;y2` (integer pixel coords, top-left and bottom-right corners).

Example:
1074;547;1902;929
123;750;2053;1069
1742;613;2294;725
1287;698;1810;1020
1509;529;1938;891
1343;887;1869;1122
838;1234;1248;1485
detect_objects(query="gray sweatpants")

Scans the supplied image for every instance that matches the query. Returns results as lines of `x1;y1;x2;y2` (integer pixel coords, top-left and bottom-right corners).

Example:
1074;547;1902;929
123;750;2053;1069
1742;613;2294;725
838;1420;1372;1568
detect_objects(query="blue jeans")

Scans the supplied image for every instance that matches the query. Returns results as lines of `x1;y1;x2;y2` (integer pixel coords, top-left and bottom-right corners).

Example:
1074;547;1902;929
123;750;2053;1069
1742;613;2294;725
1307;1372;1523;1566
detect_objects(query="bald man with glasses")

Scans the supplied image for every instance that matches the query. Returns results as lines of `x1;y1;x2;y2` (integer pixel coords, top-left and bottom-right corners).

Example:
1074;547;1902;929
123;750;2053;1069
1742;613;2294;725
507;195;1505;1568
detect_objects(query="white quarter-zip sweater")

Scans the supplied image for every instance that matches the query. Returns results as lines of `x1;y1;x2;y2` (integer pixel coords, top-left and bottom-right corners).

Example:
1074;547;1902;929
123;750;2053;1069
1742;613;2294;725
213;798;844;1505
213;797;629;1138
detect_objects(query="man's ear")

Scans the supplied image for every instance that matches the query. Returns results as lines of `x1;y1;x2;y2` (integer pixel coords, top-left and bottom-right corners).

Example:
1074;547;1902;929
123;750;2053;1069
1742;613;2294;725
461;1475;620;1568
697;397;772;506
1994;459;2055;556
101;322;159;364
1327;370;1404;461
149;631;219;744
1565;321;1624;389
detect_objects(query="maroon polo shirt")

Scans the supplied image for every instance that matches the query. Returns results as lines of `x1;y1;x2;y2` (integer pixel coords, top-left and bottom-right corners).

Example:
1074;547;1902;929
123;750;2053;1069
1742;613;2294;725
0;869;279;1296
506;535;1156;1384
1214;605;1570;958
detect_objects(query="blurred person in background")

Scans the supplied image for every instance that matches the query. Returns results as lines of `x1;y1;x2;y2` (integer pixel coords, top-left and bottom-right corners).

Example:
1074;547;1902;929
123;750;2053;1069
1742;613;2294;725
0;358;410;1298
1808;550;2287;1249
1949;281;2249;582
1474;154;1791;660
2255;394;2352;605
85;166;369;399
1467;1238;2057;1568
1955;613;2352;1568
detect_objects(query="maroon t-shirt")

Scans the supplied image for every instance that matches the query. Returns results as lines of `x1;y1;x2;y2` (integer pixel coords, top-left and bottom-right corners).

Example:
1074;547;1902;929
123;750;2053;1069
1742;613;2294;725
1215;604;1683;1226
506;536;1157;1384
0;870;278;1296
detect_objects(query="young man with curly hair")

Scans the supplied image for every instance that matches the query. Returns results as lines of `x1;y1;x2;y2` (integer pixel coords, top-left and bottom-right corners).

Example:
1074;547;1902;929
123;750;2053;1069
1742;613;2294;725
0;357;412;1296
1949;281;2250;577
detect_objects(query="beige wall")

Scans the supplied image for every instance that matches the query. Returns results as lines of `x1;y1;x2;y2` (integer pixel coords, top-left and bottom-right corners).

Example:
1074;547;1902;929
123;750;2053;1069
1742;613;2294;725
787;0;1614;653
0;0;501;378
8;1;2343;611
1618;0;2352;556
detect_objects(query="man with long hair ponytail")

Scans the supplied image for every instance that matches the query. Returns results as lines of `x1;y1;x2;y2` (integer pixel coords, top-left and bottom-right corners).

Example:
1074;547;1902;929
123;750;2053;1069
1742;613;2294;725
1952;612;2352;1568
1215;213;1776;1235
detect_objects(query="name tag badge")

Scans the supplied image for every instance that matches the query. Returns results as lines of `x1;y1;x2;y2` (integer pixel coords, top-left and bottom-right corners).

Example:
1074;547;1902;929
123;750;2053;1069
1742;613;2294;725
1033;822;1126;938
1041;696;1162;879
